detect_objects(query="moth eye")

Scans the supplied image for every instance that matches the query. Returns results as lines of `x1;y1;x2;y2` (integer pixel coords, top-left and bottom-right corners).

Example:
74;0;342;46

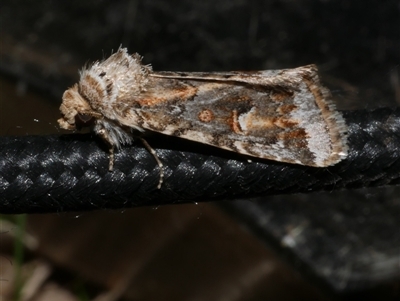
99;72;106;77
75;113;95;130
77;113;94;123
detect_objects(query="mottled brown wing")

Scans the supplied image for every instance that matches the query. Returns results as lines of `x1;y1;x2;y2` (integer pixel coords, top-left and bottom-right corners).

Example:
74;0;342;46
115;66;347;167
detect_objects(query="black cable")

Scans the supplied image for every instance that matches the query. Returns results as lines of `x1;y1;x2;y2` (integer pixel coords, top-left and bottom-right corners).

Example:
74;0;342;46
1;108;400;214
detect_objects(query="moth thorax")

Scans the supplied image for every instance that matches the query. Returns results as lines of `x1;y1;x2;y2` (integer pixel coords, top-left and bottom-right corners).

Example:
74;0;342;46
79;70;118;109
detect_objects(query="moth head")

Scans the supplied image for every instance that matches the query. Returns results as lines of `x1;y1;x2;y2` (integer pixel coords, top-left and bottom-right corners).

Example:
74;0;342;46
58;84;98;130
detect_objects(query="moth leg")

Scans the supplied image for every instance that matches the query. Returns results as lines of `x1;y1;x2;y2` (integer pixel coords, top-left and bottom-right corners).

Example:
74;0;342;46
108;146;115;171
139;137;164;189
96;128;116;171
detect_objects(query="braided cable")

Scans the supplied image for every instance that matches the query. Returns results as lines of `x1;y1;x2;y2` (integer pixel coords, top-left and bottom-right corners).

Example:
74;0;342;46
1;108;400;214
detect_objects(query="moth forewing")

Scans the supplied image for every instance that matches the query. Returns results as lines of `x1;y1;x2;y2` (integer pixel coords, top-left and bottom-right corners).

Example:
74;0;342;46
58;48;348;189
119;65;347;167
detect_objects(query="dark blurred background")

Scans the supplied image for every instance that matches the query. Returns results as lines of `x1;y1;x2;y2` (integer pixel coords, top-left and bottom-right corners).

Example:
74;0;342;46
0;1;399;300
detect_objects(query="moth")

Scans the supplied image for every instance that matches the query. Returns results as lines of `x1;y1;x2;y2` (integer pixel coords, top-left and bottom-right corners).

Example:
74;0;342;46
58;48;348;188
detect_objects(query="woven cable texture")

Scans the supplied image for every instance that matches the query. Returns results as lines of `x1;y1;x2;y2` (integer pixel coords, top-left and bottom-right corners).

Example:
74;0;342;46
1;108;400;214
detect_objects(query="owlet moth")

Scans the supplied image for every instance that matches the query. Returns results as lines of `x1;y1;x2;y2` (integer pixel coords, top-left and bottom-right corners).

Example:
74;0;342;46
58;48;348;188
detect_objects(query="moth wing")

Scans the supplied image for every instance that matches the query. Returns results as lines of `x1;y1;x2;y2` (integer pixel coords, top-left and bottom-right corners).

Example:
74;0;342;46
116;66;347;167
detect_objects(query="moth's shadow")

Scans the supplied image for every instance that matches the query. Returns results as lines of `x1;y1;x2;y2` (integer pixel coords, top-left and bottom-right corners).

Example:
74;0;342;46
141;132;287;167
57;132;294;168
